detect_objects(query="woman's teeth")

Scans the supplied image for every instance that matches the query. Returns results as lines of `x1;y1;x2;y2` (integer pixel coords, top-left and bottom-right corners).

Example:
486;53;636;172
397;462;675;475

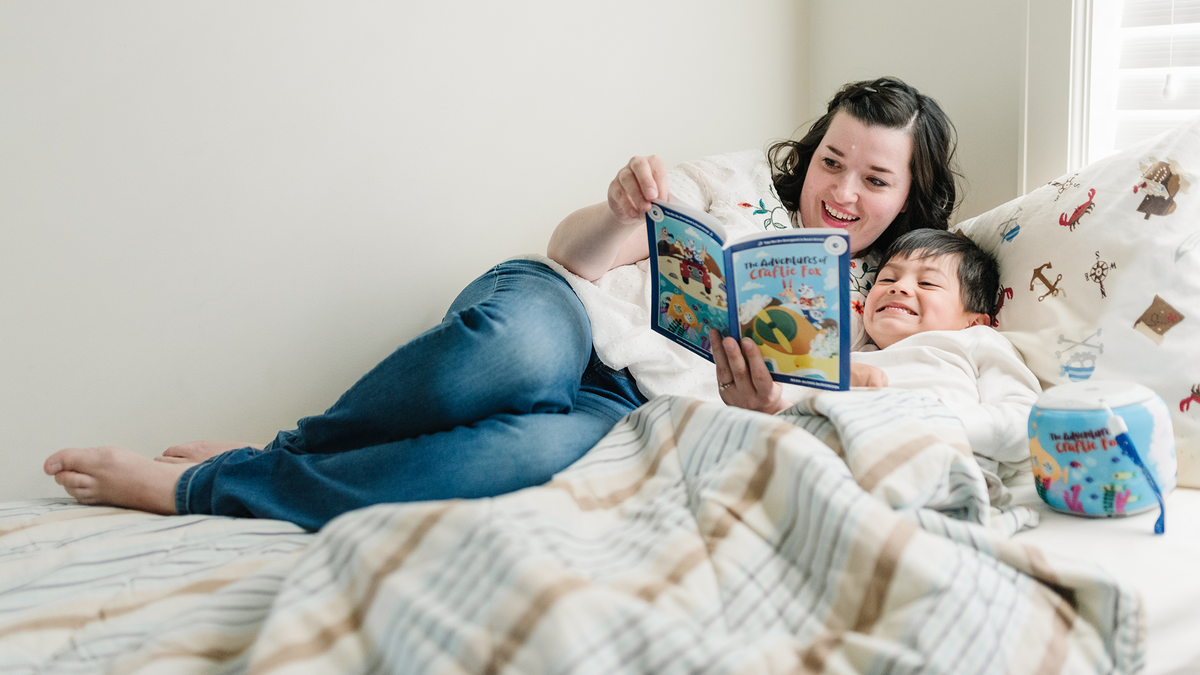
823;202;859;222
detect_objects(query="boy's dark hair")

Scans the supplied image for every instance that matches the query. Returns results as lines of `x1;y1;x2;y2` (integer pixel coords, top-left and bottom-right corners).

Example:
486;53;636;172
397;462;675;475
767;76;963;257
880;229;1001;321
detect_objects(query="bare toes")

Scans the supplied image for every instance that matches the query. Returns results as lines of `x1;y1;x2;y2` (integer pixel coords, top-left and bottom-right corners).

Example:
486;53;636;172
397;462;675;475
44;446;185;515
44;448;74;475
55;469;91;489
55;471;98;502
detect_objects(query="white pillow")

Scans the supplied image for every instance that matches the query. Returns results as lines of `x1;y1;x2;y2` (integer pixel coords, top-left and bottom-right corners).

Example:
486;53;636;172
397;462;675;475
957;115;1200;488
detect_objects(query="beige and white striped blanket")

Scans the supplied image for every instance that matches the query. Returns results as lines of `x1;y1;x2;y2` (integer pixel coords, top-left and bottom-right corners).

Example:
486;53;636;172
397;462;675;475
0;391;1143;674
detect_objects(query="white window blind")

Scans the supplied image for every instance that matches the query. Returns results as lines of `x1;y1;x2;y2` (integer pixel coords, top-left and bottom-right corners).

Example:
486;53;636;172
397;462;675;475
1103;0;1200;154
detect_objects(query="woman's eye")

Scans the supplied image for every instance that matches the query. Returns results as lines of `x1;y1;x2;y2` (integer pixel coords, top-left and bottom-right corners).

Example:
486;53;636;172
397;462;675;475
868;177;888;188
822;157;839;169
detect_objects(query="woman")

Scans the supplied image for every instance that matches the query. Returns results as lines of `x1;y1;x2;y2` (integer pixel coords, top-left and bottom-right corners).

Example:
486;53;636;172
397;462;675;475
550;76;958;417
45;77;960;530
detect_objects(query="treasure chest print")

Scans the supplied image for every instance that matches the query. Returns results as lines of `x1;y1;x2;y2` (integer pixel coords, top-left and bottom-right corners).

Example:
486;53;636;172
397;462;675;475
1134;157;1191;219
1133;295;1185;345
1057;329;1102;382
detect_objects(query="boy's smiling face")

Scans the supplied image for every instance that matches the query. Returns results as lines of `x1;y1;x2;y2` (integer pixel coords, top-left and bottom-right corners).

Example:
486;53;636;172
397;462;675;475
863;251;989;349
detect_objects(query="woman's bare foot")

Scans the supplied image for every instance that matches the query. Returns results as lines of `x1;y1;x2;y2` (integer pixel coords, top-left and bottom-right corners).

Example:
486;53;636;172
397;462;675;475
44;447;192;514
155;440;264;464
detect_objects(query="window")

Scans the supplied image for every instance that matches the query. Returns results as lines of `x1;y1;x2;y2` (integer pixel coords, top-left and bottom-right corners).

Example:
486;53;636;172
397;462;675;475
1085;0;1200;163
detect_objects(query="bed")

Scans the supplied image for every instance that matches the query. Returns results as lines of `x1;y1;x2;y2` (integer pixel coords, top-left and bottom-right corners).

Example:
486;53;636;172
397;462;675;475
0;392;1152;674
1012;483;1200;675
4;100;1199;675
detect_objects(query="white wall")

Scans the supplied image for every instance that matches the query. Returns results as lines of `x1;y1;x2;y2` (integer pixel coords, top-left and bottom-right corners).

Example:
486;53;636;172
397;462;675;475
0;1;808;499
1;1;1071;503
1022;0;1076;192
808;0;1030;222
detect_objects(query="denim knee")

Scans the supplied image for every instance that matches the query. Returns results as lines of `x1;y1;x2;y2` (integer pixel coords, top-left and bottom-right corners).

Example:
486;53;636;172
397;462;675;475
447;260;593;409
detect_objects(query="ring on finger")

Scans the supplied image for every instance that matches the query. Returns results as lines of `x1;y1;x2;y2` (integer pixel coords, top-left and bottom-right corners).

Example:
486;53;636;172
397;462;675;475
718;381;734;391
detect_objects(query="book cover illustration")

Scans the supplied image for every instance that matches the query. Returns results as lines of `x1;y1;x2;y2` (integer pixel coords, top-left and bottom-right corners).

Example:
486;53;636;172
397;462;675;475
648;200;850;390
726;235;849;388
648;203;730;358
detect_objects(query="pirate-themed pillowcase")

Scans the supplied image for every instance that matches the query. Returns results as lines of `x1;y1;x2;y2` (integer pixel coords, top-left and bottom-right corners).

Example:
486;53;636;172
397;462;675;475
956;115;1200;488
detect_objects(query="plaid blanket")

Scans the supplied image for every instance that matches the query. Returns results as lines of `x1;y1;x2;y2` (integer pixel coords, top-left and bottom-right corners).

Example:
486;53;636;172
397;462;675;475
0;392;1143;674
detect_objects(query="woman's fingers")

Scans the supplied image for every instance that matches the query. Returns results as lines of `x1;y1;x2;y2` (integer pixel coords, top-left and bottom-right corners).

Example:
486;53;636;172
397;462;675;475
711;330;733;385
850;363;888;387
717;336;751;404
617;168;647;210
609;156;669;224
721;336;750;385
712;335;785;413
628;155;667;203
740;338;776;393
649;155;670;203
609;172;644;223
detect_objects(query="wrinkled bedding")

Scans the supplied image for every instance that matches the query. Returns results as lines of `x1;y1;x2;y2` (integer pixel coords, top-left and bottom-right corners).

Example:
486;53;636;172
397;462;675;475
0;391;1143;674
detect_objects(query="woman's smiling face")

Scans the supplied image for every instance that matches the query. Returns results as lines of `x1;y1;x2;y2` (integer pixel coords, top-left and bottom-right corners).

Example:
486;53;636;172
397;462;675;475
798;111;913;255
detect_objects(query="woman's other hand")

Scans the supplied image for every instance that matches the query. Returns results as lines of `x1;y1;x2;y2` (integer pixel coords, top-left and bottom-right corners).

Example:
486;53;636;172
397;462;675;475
547;156;668;281
850;362;888;387
711;329;789;414
608;155;671;226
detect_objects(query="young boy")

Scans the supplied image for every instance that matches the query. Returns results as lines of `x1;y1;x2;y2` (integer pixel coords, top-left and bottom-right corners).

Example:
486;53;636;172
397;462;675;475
851;229;1042;490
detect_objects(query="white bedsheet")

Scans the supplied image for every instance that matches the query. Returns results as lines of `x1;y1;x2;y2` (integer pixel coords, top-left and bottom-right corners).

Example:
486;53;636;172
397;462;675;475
0;393;1144;674
1011;481;1200;675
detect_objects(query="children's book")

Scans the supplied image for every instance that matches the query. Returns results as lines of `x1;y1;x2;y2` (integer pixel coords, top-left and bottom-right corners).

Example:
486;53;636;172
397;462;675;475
646;199;851;391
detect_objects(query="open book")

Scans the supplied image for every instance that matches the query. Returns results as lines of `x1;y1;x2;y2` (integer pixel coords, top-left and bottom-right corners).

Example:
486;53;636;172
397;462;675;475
647;199;851;390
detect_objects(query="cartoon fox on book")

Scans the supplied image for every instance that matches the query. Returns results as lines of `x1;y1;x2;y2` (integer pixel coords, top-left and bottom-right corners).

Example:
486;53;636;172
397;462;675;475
739;277;839;379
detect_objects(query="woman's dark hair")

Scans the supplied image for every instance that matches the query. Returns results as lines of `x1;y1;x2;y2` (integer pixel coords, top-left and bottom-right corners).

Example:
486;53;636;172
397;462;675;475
768;77;962;257
881;229;1000;321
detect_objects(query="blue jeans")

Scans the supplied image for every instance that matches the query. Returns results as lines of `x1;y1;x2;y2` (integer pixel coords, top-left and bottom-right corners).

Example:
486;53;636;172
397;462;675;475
175;259;647;530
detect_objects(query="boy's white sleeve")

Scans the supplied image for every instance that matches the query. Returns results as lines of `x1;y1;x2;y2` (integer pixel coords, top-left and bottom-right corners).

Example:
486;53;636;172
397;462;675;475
952;332;1042;464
